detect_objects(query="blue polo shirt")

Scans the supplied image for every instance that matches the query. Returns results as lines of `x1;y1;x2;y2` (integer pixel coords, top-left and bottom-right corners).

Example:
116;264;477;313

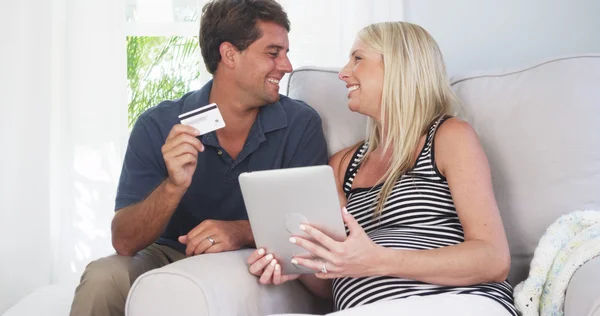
115;80;329;252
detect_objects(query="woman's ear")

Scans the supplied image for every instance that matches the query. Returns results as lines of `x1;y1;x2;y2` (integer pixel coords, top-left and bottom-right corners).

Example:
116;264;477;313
219;42;238;69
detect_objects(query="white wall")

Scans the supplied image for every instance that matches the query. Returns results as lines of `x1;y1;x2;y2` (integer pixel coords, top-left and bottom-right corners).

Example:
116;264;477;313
403;0;600;77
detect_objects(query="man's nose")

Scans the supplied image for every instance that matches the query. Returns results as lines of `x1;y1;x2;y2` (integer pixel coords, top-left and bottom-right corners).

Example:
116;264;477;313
278;55;293;73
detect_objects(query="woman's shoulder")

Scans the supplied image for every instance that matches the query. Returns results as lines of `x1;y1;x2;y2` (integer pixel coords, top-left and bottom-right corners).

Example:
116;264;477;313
434;117;485;175
435;117;477;145
329;142;364;182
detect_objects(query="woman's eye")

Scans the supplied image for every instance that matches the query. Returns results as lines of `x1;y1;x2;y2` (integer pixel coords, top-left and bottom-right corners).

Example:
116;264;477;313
354;56;362;61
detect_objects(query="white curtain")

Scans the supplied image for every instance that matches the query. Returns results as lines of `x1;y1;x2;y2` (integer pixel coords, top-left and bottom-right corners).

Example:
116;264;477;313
0;0;401;313
52;0;130;288
0;0;127;312
0;1;54;312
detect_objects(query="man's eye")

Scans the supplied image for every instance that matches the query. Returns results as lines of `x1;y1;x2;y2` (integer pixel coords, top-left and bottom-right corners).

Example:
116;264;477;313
269;52;278;57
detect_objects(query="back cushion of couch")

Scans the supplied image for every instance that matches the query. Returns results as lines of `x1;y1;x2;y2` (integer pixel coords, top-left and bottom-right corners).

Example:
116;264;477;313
451;55;600;284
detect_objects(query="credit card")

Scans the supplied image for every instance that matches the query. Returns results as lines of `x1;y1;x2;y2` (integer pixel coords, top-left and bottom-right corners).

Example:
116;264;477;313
178;103;226;135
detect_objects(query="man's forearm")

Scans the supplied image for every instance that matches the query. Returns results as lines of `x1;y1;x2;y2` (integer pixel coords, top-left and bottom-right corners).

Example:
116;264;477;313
111;180;185;256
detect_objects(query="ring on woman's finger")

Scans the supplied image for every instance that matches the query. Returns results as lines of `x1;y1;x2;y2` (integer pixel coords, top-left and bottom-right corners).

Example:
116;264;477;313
321;261;328;274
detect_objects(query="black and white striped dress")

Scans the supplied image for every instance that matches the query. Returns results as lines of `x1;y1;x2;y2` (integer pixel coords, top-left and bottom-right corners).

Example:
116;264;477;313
332;116;517;315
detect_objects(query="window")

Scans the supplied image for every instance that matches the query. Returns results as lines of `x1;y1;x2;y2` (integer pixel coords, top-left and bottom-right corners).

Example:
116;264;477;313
125;0;210;128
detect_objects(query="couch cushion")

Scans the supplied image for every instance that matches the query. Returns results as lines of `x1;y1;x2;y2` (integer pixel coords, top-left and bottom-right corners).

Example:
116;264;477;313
451;55;600;284
287;67;367;157
126;249;331;316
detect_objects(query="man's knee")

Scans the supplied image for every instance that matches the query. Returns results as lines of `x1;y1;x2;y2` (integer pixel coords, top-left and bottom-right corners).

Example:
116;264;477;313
78;255;135;297
70;255;139;316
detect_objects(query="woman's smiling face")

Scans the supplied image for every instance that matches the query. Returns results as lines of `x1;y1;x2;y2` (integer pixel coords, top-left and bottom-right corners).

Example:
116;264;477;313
338;38;384;120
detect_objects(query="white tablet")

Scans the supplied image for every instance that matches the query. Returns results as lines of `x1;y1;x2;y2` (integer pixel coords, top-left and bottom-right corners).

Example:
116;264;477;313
239;165;347;274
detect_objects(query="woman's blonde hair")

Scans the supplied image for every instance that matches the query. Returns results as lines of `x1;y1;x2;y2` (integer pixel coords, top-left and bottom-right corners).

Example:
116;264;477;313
357;21;459;217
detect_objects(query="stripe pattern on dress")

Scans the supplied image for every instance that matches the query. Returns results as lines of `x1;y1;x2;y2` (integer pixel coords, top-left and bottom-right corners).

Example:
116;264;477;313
333;116;517;315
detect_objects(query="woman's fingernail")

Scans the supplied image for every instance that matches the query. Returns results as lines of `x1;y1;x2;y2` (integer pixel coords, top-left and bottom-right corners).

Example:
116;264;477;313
270;259;277;266
258;248;265;255
289;237;297;244
299;224;306;231
275;264;280;271
343;207;348;213
265;254;273;261
291;259;298;265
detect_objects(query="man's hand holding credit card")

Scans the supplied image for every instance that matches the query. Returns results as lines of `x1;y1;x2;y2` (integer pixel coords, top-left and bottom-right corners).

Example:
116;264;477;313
161;103;225;192
178;103;226;135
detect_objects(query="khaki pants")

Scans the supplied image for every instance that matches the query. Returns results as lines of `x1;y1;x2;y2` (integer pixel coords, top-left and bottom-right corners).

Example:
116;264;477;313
70;243;185;316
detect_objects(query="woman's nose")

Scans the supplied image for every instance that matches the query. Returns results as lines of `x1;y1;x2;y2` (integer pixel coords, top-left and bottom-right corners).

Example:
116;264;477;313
338;63;351;81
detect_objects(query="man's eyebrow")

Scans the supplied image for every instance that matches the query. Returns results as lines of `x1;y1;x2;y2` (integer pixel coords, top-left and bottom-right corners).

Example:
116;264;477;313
266;44;290;53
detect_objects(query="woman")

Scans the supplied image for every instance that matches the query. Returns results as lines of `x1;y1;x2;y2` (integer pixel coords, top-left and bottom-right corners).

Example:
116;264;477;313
247;21;517;316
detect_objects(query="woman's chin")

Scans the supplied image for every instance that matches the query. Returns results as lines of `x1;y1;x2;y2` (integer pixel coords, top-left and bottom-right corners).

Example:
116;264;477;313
348;102;360;113
348;104;376;120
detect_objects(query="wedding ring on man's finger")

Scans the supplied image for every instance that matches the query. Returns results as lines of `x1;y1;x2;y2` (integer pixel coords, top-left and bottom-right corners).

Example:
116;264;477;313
207;236;216;246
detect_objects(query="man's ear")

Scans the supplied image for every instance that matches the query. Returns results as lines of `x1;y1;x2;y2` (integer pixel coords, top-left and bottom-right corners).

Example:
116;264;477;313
219;42;238;69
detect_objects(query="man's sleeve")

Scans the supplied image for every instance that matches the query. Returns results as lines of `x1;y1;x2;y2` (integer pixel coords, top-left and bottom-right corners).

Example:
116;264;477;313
115;116;168;211
288;113;329;167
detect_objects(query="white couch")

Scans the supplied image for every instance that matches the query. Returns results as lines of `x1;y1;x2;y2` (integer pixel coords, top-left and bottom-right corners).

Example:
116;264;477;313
127;54;600;316
124;55;600;316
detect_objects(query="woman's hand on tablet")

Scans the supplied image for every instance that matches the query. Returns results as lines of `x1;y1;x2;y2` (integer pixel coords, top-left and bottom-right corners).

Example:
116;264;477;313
247;248;300;285
290;207;383;279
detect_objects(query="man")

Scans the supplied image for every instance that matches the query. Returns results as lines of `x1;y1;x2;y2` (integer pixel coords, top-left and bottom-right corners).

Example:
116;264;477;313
69;0;328;315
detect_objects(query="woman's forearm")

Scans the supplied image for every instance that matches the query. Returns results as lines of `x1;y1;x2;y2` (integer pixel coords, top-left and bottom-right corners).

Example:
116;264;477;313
376;240;510;286
299;274;333;299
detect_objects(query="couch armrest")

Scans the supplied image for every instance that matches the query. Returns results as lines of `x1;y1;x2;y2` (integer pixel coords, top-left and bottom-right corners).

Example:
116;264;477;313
565;255;600;316
126;248;332;316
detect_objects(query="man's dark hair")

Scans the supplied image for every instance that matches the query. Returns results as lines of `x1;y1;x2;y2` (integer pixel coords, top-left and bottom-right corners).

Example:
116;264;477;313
199;0;290;74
